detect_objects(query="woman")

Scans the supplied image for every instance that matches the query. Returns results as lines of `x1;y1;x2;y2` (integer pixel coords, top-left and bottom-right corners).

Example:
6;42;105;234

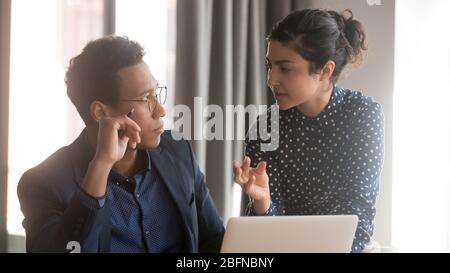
232;9;384;252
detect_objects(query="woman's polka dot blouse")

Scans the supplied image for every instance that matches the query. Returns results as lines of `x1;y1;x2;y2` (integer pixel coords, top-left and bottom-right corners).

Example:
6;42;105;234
245;86;385;253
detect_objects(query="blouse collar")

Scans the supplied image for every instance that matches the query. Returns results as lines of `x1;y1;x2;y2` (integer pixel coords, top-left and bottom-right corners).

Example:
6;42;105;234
281;85;345;124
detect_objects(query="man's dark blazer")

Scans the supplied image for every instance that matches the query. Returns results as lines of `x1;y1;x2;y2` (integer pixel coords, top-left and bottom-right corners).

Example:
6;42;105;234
17;129;225;253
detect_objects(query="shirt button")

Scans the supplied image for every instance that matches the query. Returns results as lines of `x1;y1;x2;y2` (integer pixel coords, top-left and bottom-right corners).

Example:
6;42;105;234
145;231;150;237
136;193;140;198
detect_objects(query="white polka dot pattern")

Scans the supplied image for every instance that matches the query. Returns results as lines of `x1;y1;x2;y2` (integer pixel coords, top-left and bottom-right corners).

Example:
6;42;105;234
245;86;385;253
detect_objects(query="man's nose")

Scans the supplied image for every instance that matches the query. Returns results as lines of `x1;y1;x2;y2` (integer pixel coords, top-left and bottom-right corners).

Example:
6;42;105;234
153;102;166;119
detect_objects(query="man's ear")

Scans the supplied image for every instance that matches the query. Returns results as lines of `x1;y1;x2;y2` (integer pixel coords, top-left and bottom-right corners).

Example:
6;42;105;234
320;60;336;82
90;101;110;123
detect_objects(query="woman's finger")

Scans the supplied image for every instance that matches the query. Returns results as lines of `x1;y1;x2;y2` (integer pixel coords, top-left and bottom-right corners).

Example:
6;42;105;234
232;160;243;184
242;156;251;178
254;161;267;175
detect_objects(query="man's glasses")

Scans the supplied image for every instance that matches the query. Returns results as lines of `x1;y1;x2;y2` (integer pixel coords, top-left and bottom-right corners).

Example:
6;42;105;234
121;86;167;113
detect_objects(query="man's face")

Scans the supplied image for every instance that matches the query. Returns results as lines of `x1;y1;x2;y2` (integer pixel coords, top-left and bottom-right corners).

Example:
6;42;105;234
113;61;166;149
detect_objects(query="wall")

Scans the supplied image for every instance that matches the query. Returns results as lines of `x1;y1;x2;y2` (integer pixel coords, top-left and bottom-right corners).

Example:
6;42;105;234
299;0;395;246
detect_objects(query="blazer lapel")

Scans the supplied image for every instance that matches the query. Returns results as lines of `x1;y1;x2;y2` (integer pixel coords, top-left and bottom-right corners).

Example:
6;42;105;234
149;146;195;249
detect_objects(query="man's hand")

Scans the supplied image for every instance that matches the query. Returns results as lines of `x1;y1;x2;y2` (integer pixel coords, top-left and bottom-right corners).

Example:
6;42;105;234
94;112;141;167
82;111;141;198
232;157;271;215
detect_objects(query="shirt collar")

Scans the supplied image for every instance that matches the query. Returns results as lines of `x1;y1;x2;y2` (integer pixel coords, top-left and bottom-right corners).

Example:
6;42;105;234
108;150;152;182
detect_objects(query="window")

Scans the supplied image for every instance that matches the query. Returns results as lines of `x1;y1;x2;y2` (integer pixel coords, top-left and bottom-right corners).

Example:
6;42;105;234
8;0;176;238
115;0;176;129
8;0;106;236
393;0;450;252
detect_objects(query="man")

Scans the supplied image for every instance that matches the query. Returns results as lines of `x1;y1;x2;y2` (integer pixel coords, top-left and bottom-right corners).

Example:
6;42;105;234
17;36;224;253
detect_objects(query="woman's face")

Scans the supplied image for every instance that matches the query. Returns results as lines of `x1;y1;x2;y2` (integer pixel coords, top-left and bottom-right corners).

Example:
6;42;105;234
266;41;324;110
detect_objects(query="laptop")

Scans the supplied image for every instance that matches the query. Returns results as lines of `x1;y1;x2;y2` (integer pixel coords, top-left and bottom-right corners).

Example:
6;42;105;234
220;215;358;253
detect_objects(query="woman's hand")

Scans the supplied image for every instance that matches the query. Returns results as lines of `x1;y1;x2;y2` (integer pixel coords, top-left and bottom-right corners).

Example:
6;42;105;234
233;157;271;214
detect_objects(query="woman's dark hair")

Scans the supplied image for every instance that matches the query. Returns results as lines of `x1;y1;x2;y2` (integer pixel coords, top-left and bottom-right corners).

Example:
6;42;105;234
267;9;367;83
65;36;145;125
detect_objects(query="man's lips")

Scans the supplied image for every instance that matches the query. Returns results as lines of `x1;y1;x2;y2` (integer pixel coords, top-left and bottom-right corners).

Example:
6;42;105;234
154;126;164;134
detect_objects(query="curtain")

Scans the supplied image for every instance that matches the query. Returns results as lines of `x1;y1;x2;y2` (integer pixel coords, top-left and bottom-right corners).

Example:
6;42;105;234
175;0;311;220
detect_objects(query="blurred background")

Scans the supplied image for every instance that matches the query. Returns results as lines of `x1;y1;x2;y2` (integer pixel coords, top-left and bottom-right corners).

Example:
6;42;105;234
0;0;449;252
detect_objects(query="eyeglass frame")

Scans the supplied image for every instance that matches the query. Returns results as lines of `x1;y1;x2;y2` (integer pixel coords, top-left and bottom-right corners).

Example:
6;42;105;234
120;86;167;113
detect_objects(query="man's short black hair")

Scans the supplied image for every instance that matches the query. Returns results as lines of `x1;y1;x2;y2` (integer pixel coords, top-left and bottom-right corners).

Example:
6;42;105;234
65;36;145;125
